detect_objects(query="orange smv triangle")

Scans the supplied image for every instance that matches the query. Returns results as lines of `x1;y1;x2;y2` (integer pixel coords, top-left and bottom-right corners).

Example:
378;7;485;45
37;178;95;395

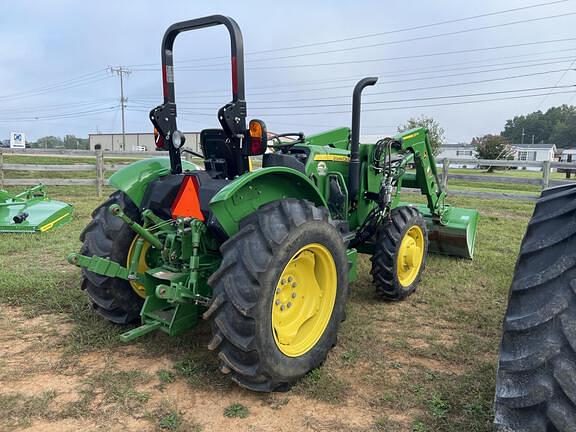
171;176;205;221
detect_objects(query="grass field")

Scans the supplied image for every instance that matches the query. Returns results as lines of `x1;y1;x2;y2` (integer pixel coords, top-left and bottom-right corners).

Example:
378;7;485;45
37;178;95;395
0;182;535;432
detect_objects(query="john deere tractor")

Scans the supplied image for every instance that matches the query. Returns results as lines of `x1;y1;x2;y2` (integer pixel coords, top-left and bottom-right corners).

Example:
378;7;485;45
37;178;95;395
69;15;478;391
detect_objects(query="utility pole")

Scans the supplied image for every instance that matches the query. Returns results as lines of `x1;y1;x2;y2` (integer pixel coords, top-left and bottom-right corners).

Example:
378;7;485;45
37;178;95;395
531;135;535;144
110;66;131;151
521;127;525;145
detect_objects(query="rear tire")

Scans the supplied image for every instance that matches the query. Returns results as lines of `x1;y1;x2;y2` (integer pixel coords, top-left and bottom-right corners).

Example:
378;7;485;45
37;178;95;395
204;199;349;392
79;191;143;324
371;206;428;300
494;183;576;431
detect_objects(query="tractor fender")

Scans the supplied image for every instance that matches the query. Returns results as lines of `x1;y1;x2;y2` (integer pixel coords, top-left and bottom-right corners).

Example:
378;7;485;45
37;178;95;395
209;167;328;237
108;157;198;206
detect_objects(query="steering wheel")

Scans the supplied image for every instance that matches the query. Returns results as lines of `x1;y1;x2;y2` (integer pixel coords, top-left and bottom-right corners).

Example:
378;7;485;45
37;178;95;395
268;132;305;153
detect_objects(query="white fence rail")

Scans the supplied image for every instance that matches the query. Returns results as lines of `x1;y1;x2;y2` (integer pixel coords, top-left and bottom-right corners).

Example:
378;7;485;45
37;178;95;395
2;150;576;200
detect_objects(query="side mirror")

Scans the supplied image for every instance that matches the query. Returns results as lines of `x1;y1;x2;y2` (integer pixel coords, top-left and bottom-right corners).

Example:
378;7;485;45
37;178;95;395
247;119;267;155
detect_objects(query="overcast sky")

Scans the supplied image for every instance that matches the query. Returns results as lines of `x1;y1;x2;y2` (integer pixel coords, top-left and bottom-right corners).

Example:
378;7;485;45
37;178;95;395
1;0;575;143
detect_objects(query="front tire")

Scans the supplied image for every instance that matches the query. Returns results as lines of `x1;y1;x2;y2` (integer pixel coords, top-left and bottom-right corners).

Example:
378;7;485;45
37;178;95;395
204;199;349;391
371;206;428;300
79;191;144;324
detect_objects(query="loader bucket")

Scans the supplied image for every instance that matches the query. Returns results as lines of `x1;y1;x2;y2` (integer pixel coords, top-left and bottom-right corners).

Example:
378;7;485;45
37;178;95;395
405;203;479;259
0;186;73;233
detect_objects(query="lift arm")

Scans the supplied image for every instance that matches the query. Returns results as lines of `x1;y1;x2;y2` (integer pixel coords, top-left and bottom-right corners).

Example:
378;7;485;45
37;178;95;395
396;128;446;217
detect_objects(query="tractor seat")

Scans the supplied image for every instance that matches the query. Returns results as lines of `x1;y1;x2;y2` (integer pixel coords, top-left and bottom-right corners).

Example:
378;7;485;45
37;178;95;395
200;129;241;179
262;153;306;175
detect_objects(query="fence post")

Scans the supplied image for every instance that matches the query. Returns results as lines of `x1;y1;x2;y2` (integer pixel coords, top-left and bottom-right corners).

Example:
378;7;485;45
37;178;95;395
0;149;4;190
441;158;449;191
542;160;551;190
96;148;104;198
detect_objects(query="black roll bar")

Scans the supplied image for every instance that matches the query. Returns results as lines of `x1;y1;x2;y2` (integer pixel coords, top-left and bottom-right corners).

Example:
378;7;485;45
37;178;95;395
150;15;247;174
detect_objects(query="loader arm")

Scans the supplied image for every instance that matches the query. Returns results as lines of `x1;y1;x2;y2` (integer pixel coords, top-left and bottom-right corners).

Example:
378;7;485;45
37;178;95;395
394;128;446;218
392;127;478;259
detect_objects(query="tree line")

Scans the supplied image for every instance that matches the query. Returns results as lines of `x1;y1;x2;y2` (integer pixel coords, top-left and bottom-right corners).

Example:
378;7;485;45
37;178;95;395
399;104;576;160
26;135;89;150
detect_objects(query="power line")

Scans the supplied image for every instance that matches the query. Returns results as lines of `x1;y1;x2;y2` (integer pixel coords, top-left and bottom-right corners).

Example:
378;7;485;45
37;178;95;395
130;51;576;101
0;99;116;114
245;90;576;116
179;50;576;95
129;89;576;117
148;37;576;72
0;106;119;122
241;0;575;57
175;11;576;68
241;85;576;110
131;59;575;104
151;68;572;107
535;57;576;109
126;0;573;67
174;85;576;113
0;70;109;100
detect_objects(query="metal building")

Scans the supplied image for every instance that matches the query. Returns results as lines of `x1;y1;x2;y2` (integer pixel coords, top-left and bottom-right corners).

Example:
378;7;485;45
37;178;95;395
88;132;200;153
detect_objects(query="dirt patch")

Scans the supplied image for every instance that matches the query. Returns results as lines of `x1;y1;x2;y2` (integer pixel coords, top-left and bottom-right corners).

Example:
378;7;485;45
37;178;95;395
386;350;464;375
0;306;386;431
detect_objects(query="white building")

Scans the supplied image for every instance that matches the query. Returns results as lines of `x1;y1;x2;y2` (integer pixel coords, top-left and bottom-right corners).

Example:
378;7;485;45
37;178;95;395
89;132;200;153
436;143;477;168
512;143;556;171
559;148;576;163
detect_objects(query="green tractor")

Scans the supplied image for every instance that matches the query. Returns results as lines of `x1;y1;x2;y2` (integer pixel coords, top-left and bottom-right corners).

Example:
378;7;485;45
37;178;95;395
69;15;478;391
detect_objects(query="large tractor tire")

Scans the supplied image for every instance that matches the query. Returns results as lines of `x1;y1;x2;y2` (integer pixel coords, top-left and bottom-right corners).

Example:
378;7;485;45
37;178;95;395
494;183;576;431
79;191;144;324
204;199;349;392
371;206;428;300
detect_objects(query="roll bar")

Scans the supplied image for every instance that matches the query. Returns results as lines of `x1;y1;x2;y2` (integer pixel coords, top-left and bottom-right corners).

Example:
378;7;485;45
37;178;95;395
349;77;378;207
150;15;247;174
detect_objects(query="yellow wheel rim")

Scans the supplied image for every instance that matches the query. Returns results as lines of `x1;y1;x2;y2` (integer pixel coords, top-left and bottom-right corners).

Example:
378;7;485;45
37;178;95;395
127;237;151;299
397;225;425;287
272;243;337;357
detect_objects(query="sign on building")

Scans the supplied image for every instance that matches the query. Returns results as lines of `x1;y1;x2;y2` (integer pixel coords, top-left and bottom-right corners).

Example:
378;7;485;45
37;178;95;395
10;132;26;149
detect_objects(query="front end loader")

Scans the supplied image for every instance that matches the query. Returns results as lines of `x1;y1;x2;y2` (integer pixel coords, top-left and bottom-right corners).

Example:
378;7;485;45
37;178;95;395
69;15;479;391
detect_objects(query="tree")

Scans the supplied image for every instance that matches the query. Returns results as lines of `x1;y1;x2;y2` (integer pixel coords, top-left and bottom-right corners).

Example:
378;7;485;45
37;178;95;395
501;105;576;148
63;135;89;150
472;134;514;171
398;115;445;155
35;136;64;149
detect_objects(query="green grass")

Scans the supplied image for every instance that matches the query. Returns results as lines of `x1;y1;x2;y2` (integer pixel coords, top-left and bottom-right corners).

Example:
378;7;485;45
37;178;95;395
223;403;250;419
145;400;202;431
0;184;537;431
0;391;57;429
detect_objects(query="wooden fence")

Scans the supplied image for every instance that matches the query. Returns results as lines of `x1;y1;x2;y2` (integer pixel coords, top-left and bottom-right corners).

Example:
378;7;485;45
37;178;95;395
2;149;576;201
0;148;200;198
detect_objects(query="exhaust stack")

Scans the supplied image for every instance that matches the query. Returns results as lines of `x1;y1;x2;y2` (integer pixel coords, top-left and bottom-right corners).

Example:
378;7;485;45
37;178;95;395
349;77;378;207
